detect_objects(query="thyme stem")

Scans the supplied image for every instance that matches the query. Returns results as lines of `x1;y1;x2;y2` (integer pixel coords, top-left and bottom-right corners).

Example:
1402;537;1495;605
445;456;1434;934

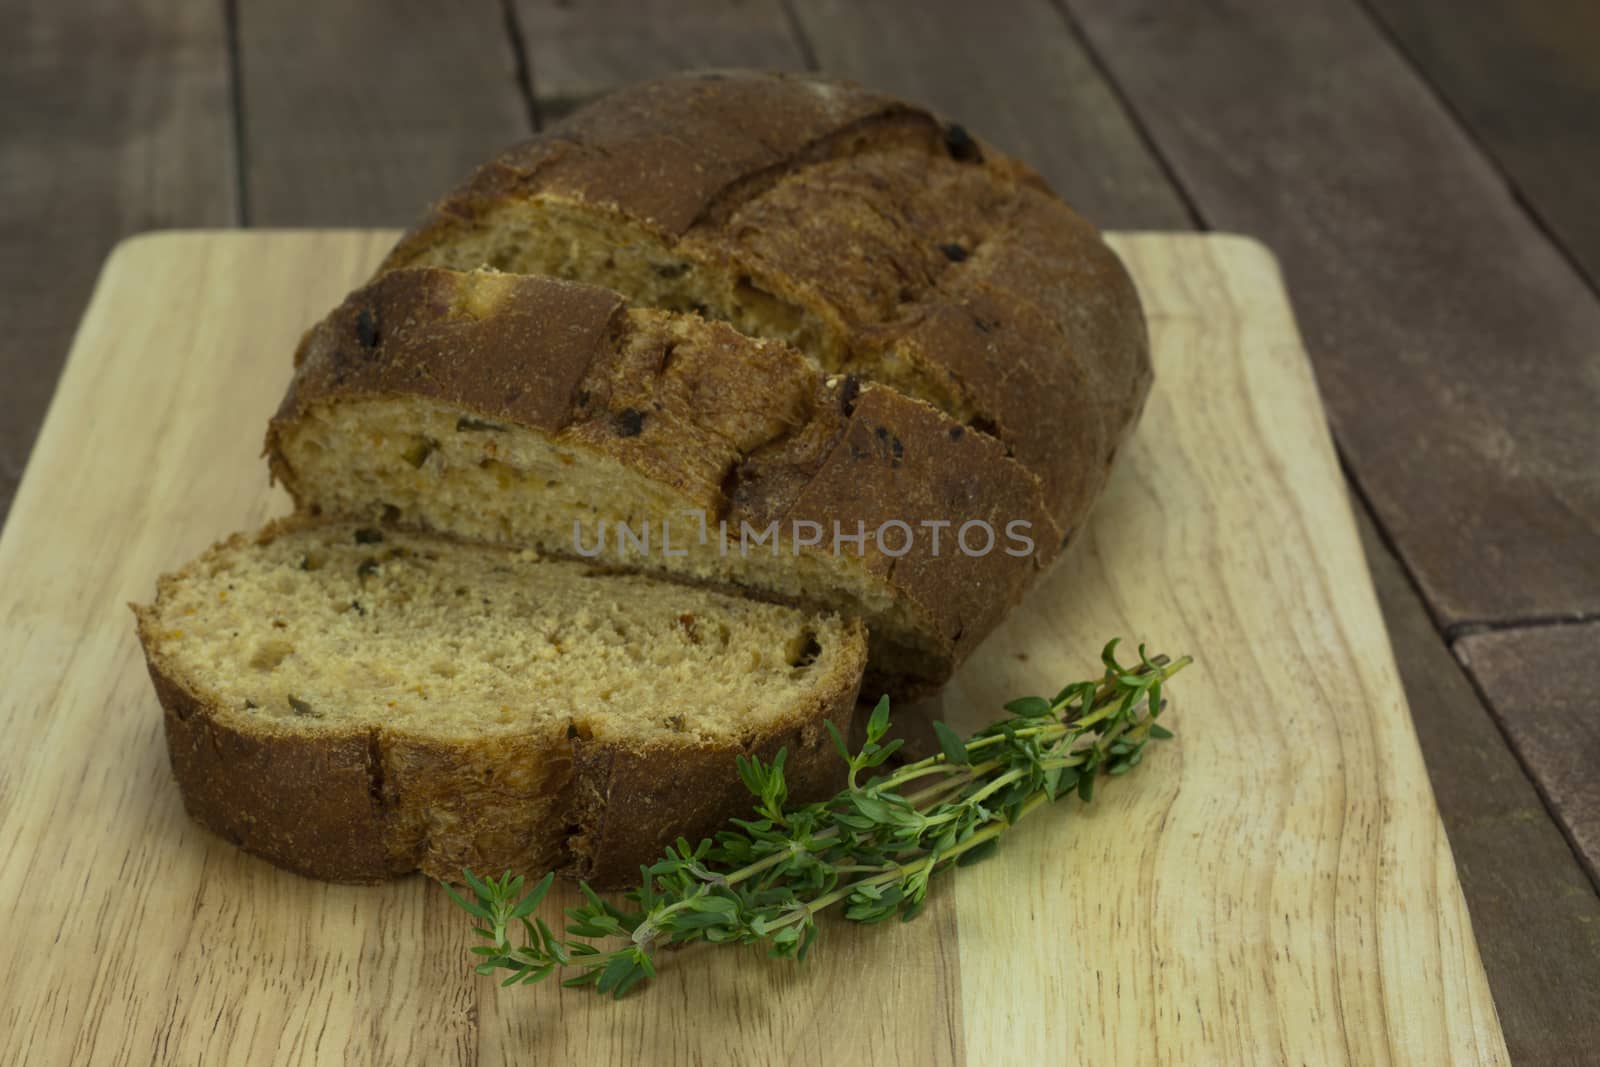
445;640;1191;998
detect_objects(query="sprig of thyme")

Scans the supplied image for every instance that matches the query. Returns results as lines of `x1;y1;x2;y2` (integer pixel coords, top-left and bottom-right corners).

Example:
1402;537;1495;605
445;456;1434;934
445;639;1191;998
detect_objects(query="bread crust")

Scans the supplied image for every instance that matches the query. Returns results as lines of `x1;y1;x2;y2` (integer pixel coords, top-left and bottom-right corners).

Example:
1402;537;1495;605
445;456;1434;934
268;268;1062;689
133;527;867;887
381;70;1152;533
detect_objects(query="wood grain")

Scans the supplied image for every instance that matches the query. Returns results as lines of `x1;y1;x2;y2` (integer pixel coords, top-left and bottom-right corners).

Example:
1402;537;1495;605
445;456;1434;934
0;0;235;527
235;0;530;225
1064;0;1600;628
1364;0;1600;290
1358;511;1600;1065
0;232;1507;1064
1457;623;1600;890
787;0;1192;230
515;0;809;122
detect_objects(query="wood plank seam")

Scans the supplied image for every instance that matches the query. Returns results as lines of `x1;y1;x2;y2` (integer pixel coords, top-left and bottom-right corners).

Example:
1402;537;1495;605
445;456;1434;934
1354;0;1600;297
518;1;813;126
1345;450;1600;901
499;0;544;131
1042;0;1203;229
774;0;821;71
231;0;535;227
1450;615;1600;639
1453;626;1600;895
223;0;250;226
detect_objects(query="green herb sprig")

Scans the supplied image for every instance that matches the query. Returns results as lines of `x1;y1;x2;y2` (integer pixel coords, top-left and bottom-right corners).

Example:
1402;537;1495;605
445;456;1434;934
445;639;1191;999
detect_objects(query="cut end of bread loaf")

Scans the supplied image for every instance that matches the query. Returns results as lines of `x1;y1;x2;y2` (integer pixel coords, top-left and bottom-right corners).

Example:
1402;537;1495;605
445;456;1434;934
134;519;866;885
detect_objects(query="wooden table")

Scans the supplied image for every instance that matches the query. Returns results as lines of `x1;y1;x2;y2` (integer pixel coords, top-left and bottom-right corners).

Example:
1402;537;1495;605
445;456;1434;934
3;1;1596;1062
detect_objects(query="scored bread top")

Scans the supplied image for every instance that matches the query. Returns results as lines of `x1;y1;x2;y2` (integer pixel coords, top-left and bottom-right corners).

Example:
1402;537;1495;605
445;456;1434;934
268;267;1061;692
385;71;912;238
381;70;1152;537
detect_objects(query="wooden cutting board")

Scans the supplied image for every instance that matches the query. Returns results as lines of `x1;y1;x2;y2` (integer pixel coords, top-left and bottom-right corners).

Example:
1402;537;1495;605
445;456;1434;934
0;232;1509;1066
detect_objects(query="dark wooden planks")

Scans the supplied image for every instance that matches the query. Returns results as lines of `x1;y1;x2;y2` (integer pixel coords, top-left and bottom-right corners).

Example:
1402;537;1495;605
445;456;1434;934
1358;512;1600;1066
1364;0;1600;290
1458;622;1600;889
783;9;1600;1051
516;0;810;122
235;0;531;226
0;0;236;529
787;0;1192;230
1063;0;1600;628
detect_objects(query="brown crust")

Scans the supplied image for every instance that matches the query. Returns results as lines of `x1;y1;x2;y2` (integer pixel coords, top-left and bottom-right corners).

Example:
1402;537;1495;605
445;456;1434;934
566;705;847;887
381;71;925;243
133;524;866;887
267;268;1062;688
147;654;410;882
380;70;1152;532
271;268;628;435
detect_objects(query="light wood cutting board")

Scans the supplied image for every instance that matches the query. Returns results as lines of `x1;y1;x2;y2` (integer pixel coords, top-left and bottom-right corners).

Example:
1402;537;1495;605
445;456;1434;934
0;232;1509;1066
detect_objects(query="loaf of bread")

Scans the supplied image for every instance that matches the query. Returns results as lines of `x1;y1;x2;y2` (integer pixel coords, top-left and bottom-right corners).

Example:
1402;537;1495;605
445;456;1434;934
269;70;1150;695
134;520;865;885
139;71;1151;886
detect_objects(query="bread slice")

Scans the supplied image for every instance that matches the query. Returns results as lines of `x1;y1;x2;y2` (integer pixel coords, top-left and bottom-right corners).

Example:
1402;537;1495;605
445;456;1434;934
133;519;866;886
268;268;1061;696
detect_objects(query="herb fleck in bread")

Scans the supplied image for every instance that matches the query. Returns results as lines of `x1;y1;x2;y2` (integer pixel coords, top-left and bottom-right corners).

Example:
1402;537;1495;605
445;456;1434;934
134;520;866;885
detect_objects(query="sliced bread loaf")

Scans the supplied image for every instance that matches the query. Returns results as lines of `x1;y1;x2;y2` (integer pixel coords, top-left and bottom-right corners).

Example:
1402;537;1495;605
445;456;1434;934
268;268;1060;697
133;519;866;885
